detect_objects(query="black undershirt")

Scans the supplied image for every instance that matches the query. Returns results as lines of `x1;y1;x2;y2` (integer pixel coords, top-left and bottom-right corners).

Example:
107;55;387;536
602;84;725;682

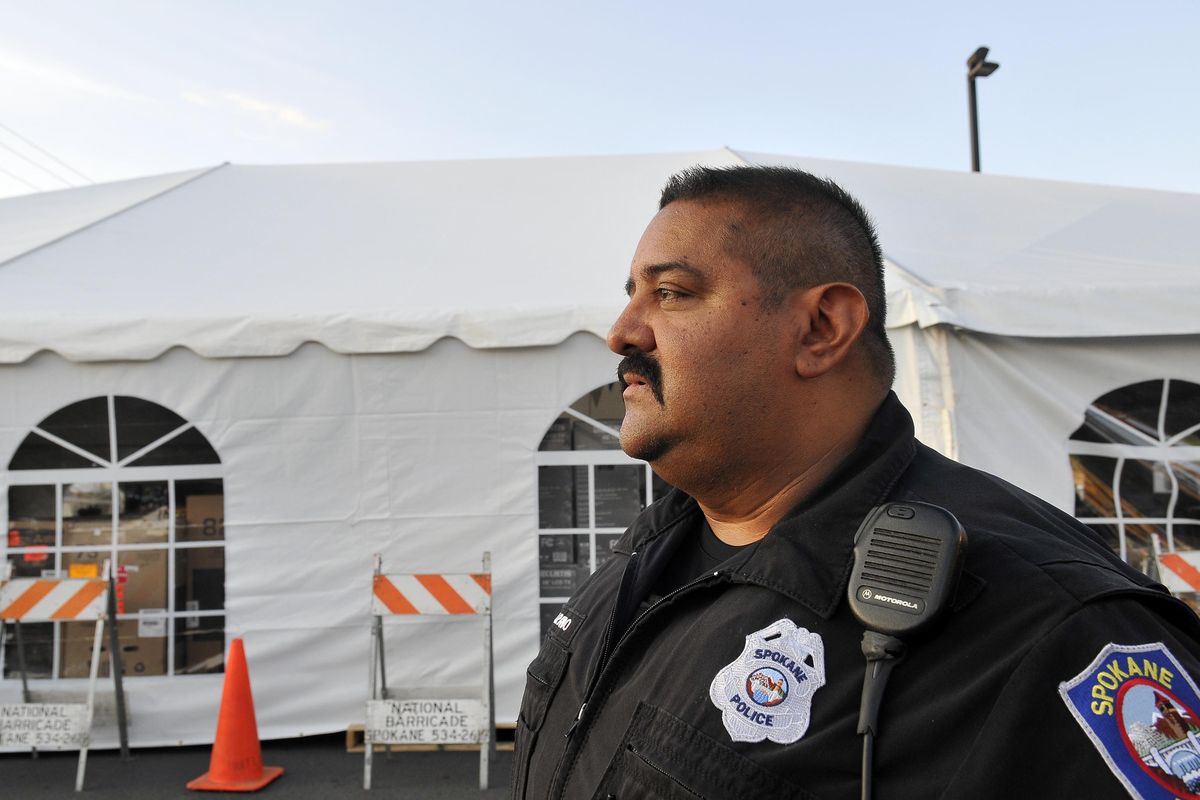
644;519;748;607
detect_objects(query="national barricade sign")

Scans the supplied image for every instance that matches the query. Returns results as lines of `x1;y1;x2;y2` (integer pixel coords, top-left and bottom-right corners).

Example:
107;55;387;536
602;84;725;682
0;703;90;749
0;577;107;621
1157;551;1200;594
365;698;487;746
0;570;115;791
363;553;495;791
372;573;491;616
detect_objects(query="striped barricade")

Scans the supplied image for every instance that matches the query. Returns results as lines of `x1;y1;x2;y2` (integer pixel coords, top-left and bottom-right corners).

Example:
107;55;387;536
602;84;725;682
1157;551;1200;594
1;578;108;622
0;575;111;791
364;554;495;792
372;573;491;616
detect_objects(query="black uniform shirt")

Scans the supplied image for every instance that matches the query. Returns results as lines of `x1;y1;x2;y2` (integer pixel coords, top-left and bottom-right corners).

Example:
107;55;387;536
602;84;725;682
644;521;747;609
514;394;1200;800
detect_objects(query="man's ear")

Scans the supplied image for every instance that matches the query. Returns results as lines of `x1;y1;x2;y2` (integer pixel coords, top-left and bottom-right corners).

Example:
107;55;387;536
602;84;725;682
792;283;870;379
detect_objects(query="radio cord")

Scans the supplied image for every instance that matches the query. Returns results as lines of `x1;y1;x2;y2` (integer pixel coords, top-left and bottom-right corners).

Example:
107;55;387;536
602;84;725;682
857;631;907;800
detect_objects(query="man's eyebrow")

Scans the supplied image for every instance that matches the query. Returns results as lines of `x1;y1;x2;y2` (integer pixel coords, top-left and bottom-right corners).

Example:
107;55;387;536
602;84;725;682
624;261;706;295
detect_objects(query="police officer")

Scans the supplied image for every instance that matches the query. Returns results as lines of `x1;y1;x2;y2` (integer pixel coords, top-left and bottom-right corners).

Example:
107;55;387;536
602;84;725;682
512;166;1200;799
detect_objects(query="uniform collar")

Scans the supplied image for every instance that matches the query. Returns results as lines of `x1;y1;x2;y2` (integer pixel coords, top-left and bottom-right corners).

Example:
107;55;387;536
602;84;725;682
620;392;917;619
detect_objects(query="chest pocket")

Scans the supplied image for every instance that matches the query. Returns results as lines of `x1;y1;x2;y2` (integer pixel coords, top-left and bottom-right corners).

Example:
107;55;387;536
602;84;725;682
592;701;818;800
512;636;570;800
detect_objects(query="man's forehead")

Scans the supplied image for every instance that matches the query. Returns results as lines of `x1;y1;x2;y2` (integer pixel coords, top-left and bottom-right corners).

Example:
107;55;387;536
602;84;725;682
647;198;744;237
629;200;748;279
634;202;726;258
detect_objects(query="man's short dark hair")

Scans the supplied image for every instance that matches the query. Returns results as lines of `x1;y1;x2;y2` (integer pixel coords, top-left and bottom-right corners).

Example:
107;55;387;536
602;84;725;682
659;165;895;387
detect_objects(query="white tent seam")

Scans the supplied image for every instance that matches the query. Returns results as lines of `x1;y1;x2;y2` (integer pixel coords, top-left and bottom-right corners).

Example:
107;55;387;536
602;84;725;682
724;146;752;166
0;162;230;270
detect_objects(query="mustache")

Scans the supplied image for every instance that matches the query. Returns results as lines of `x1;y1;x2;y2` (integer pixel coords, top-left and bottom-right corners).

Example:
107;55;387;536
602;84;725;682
617;353;664;404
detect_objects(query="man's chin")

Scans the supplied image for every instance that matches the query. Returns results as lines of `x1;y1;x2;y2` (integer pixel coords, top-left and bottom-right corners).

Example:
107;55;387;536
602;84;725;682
620;433;675;464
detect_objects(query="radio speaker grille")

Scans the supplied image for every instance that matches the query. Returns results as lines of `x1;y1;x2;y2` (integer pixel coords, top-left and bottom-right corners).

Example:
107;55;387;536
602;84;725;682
860;527;939;594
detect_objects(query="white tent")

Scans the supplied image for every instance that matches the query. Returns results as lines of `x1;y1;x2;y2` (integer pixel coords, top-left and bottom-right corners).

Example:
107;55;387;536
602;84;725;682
1;149;1197;747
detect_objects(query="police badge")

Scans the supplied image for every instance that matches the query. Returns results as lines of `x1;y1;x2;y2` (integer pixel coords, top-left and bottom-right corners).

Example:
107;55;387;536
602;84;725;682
708;618;825;744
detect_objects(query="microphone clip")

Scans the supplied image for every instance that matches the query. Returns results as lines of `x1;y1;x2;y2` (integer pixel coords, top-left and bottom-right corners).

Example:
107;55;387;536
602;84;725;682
856;631;907;737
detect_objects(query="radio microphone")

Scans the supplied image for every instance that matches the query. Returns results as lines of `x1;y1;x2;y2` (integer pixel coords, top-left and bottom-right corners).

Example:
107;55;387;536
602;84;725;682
846;501;967;800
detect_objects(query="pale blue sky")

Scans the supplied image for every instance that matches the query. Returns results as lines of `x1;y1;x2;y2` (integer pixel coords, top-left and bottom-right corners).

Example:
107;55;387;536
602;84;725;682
0;0;1196;198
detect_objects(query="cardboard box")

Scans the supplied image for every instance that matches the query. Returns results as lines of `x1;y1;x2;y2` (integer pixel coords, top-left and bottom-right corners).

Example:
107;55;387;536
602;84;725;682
56;547;167;606
118;506;168;544
179;495;223;541
58;620;102;678
62;519;112;547
116;549;168;613
60;619;167;679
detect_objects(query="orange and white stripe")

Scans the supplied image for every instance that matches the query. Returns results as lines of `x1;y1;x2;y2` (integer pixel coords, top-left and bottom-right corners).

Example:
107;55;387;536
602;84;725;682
0;578;107;622
372;573;491;616
1158;552;1200;594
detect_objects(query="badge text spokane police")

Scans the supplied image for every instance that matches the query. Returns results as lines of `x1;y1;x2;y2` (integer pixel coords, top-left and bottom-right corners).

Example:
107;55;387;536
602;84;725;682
708;619;825;744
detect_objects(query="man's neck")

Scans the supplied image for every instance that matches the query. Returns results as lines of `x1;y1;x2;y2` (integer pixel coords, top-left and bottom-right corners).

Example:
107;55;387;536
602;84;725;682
697;408;876;547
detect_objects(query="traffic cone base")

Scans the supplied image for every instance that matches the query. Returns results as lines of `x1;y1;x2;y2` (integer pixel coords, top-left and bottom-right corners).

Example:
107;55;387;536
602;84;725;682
187;765;284;792
188;638;283;792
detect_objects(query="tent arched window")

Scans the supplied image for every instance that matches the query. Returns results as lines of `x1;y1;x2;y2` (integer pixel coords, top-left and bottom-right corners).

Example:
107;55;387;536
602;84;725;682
4;395;226;679
1068;379;1200;583
535;382;672;637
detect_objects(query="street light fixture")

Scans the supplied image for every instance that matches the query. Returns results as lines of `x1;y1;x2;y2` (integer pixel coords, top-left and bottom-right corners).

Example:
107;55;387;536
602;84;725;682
967;46;1000;173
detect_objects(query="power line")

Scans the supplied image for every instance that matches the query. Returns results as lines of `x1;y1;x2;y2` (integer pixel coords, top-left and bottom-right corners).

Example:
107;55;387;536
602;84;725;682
0;162;43;193
0;120;93;184
0;137;75;188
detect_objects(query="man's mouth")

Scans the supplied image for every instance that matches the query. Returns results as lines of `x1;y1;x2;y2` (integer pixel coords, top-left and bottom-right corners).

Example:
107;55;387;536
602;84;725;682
617;353;664;404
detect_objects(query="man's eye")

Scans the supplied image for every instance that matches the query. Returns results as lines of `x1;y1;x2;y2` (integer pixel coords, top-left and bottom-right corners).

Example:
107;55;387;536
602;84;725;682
656;287;686;301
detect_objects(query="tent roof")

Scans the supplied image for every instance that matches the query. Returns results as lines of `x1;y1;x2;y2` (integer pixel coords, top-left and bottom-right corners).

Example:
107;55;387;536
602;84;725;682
738;150;1200;340
1;148;1197;363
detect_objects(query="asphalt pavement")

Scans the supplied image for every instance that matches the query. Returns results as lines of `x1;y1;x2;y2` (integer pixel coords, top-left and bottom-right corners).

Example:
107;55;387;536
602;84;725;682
2;735;513;799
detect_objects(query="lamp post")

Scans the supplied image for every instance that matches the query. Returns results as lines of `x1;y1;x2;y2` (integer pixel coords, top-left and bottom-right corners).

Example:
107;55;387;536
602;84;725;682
967;46;1000;172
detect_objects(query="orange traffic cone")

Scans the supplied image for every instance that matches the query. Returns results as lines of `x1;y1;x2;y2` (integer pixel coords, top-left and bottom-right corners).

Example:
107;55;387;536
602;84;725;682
187;638;284;792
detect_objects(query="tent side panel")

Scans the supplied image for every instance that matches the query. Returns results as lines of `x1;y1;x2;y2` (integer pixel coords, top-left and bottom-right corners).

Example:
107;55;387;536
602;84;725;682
0;334;618;747
946;331;1200;512
890;324;957;460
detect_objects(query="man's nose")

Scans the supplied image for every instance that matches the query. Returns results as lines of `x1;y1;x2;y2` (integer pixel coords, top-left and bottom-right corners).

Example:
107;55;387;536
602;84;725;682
607;302;654;356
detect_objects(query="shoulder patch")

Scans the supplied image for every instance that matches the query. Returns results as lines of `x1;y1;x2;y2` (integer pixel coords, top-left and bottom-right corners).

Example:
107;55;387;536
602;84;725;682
1059;642;1200;799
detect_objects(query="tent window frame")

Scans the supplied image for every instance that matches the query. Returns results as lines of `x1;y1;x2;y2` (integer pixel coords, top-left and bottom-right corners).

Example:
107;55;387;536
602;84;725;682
3;395;225;680
1069;378;1200;568
534;383;669;637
